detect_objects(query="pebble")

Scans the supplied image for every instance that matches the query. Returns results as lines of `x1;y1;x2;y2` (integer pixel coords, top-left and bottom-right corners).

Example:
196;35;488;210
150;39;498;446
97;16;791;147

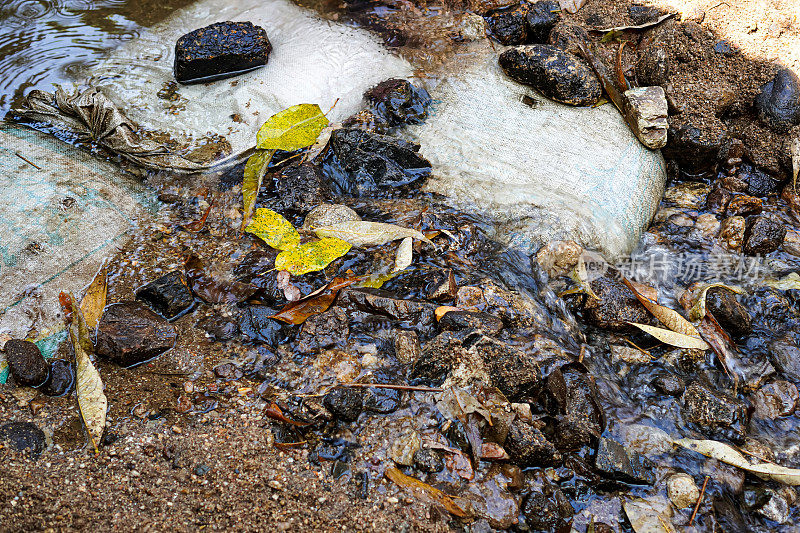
682;381;748;443
652;373;685;397
667;473;700;509
412;448;444;473
95;301;177;367
364;78;431;127
4;339;49;387
594;437;655;485
0;421;46;459
718;215;746;250
743;215;786;255
499;45;601;106
322;387;363;422
752;380;799;419
524;1;560;43
754;67;800;133
585;277;650;331
726;195;763;217
390;431;421;466
41;359;75;397
485;4;529;45
504;420;561;467
135;270;195;320
393;331;420;365
706;287;752;337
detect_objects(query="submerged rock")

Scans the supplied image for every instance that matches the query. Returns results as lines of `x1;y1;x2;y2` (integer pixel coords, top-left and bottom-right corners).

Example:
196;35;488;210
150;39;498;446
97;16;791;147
468;335;541;400
667;473;700;509
0;422;46;459
95;302;177;367
585;277;650;331
297;307;349;353
4;339;48;387
364;78;431;127
594;437;655;485
682;382;748;443
651;373;685;397
521;486;573;531
412;448;443;473
485;4;529;45
323;387;363;422
174;21;272;84
41;359;75;397
505;420;561;466
754;68;800;133
238;306;282;345
136;270;195;320
499;45;601;106
269;163;330;214
439;311;503;335
706;287;751;337
752;380;799;419
743;215;786;255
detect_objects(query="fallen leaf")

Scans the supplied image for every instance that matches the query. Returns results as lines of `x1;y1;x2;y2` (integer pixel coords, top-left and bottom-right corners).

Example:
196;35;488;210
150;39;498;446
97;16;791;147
80;264;107;331
314;221;434;248
385;467;470;517
558;0;587;14
256;103;330;151
356;270;401;289
697;315;748;390
791;135;799;191
274;238;352;276
264;402;313;427
623;498;677;533
437;387;493;426
183;197;214;232
271;277;357;325
675;438;800;485
60;292;107;452
684;283;745;322
629;323;711;351
185;254;258;304
435;306;460;321
240;148;275;231
623;278;700;337
304;124;338;162
245;208;301;251
594;13;676;33
393;237;414;272
766;273;800;291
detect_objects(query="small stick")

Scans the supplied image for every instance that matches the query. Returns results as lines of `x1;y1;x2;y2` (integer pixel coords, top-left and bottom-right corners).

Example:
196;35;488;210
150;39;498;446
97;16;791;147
15;152;41;170
339;383;443;393
578;344;587;363
689;475;710;526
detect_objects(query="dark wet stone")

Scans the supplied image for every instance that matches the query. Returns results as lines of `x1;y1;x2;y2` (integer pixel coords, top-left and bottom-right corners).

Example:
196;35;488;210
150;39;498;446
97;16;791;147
585;277;650;331
213;362;243;380
636;39;670;87
743;215;786;255
525;1;560;43
439;311;503;335
0;422;46;459
548;23;590;57
706;186;732;214
467;335;541;400
297;307;349;353
323;387;364;422
628;5;668;25
238;305;281;345
136;270;195;320
444;418;471;452
196;314;238;341
594;437;655;485
652;373;685;397
341;288;438;328
521;487;573;531
706;287;752;337
341;109;390;134
41;359;75;397
485;4;529;45
749;288;798;334
754;68;800;133
394;330;420;365
714;40;738;56
683;381;748;443
95;301;177;367
726;195;763;217
174;21;271;84
410;332;470;385
770;331;800;381
662;123;725;168
499;45;601;106
363;385;401;414
413;448;444;473
752;380;799;419
194;463;211;476
547;365;605;450
364;78;431;127
322;128;431;196
4;339;48;387
740;164;782;197
425;269;458;302
505;420;561;467
268;162;330;214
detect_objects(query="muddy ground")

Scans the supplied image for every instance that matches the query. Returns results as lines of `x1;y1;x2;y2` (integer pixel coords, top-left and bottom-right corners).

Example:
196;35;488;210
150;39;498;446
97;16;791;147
2;0;800;531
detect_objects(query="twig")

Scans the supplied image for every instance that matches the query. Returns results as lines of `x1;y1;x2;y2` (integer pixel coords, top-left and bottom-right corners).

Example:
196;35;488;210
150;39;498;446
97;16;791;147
15;152;41;170
578;344;587;363
689;475;710;526
339;383;443;393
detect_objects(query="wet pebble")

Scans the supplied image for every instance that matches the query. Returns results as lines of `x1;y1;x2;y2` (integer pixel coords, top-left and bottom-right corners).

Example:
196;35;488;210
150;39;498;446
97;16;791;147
652;373;685;397
498;45;601;106
485;4;528;45
757;489;792;524
522;488;573;531
41;359;75;397
4;339;48;387
364;78;431;127
726;195;763;217
393;330;420;365
297;307;349;353
663;123;725;168
754;67;800;133
628;5;668;25
593;437;655;485
525;1;560;43
713;40;738;56
135;270;194;320
440;311;503;336
667;473;700;509
718;215;746;250
197;314;238;341
469;335;541;400
706;287;752;337
585;277;650;331
682;381;748;443
504;420;561;467
322;387;363;422
740;164;782;197
238;305;281;345
752;380;799;419
0;421;46;459
743;215;786;255
636;39;669;87
390;430;421;466
95;302;177;367
270;162;330;214
412;448;443;473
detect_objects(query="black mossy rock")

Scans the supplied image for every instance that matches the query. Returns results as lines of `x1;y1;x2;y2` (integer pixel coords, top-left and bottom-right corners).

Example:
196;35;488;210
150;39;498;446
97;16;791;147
505;420;562;467
322;128;431;196
485;4;529;45
525;1;561;43
323;387;364;422
743;215;786;255
95;302;177;367
364;78;432;127
136;270;195;320
0;422;46;459
499;45;601;106
683;382;748;443
4;339;48;387
754;68;800;133
174;21;271;84
268;162;331;214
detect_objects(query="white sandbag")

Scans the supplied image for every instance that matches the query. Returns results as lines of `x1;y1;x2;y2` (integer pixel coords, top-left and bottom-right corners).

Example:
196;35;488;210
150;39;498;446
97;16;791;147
405;43;667;259
86;0;413;157
0;124;156;340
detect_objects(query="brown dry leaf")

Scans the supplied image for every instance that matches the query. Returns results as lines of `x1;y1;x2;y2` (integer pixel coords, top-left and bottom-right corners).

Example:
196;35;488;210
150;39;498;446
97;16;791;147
435;305;460;321
271;277;357;325
685;283;745;322
676;438;800;485
623;278;699;337
629;323;711;351
263;402;312;427
385;467;470;517
80;264;108;331
697;315;743;389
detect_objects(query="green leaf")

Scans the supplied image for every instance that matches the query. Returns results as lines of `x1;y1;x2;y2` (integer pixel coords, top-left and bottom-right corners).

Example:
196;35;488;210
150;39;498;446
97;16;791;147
241;148;275;230
275;238;352;276
256;103;330;151
245;208;301;251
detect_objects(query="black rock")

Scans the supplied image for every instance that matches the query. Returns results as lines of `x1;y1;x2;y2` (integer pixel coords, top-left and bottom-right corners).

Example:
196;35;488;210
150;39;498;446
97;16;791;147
594;437;655;485
95;301;177;367
238;306;281;345
4;339;48;387
743;215;786;255
754;68;800;133
174;21;271;84
196;314;239;341
362;370;402;414
740;164;782;197
628;5;668;25
410;332;469;385
468;335;541;400
0;422;46;459
652;373;685;397
636;39;670;87
321;128;431;196
296;307;349;353
323;387;364;422
683;381;748;443
662;124;725;169
522;490;573;531
485;4;529;45
499;45;602;106
439;311;503;335
706;287;752;337
364;79;431;127
525;1;561;43
412;448;444;473
136;270;195;320
41;359;75;397
268;162;330;214
585;277;650;331
546;365;605;451
504;420;562;467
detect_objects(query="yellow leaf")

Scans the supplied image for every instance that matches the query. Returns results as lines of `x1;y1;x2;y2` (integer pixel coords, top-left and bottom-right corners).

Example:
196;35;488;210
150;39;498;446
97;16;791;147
676;438;800;485
314;221;434;247
275;238;352;276
245;208;301;251
80;264;107;331
629;322;711;351
687;283;745;322
256;103;330;151
623;278;699;337
241;148;275;230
